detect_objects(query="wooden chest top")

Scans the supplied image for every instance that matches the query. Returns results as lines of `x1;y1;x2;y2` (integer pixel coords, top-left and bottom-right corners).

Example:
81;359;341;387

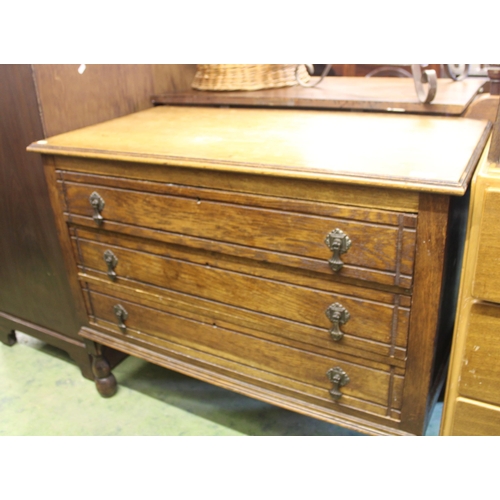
28;105;491;195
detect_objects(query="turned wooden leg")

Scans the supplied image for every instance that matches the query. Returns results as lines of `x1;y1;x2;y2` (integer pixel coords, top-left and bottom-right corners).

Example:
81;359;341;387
84;339;117;398
0;329;17;346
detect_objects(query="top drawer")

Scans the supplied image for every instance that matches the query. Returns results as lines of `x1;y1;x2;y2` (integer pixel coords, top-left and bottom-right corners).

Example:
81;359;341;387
58;170;417;288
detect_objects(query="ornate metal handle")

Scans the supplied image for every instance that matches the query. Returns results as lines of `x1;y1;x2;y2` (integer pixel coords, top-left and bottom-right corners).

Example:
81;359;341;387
325;303;350;341
113;304;128;333
89;191;105;225
103;250;118;281
326;367;350;401
325;228;351;272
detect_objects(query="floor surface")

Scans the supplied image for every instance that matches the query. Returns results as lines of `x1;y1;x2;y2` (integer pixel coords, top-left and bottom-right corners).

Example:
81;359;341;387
0;332;443;436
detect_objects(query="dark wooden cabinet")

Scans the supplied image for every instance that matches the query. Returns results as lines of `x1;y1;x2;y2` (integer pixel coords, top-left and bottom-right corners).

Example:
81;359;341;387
0;64;196;378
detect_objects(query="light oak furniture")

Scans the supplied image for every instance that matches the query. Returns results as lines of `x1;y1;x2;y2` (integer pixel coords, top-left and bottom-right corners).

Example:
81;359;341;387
0;64;196;378
28;105;491;435
441;95;500;435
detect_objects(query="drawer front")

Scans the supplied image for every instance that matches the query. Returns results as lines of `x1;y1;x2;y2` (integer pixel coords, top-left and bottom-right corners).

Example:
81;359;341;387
473;188;500;302
83;284;404;418
450;398;500;436
60;173;416;288
73;228;410;359
458;302;500;406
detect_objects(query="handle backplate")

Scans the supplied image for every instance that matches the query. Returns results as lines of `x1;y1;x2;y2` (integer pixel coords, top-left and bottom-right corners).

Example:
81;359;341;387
326;367;350;401
113;304;128;333
103;250;118;281
325;229;351;272
325;303;350;341
89;191;105;225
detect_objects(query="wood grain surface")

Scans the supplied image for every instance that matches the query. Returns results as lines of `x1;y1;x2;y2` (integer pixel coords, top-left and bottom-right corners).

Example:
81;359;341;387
28;105;491;195
60;176;416;285
1;64;195;377
30;101;488;435
152;76;488;115
85;285;402;412
79;324;409;435
449;398;500;435
81;279;408;370
458;302;500;406
399;193;451;434
0;65;82;336
73;234;410;350
463;94;500;122
472;188;500;302
439;140;500;435
33;64;196;137
54;157;421;212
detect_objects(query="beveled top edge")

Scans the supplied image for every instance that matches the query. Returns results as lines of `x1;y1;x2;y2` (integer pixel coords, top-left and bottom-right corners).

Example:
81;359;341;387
27;105;492;196
29;141;478;196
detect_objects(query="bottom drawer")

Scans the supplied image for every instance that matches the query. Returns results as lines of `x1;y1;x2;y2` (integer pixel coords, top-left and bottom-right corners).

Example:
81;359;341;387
459;302;500;406
449;398;500;436
83;283;404;421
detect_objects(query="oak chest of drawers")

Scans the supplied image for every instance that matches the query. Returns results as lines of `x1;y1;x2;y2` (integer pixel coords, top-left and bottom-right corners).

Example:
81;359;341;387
29;105;491;435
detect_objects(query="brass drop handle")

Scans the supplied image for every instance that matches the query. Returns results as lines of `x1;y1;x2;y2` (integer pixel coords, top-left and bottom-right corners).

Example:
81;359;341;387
325;303;350;341
89;191;105;226
326;367;350;401
325;228;351;272
103;250;118;281
113;304;128;333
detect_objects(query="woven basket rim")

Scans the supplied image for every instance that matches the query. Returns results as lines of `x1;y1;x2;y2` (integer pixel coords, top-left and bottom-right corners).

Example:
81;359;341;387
191;64;310;92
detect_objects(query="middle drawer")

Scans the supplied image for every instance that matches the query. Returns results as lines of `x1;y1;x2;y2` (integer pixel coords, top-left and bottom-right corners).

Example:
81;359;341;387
72;227;410;362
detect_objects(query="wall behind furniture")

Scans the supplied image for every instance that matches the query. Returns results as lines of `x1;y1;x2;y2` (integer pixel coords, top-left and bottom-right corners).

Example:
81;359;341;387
33;64;197;136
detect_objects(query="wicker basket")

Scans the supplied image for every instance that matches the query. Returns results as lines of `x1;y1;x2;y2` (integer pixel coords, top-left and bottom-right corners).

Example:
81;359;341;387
191;64;310;91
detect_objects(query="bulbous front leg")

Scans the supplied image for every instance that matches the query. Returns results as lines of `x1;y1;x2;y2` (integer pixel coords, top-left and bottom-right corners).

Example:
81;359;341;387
85;340;117;398
0;329;17;346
